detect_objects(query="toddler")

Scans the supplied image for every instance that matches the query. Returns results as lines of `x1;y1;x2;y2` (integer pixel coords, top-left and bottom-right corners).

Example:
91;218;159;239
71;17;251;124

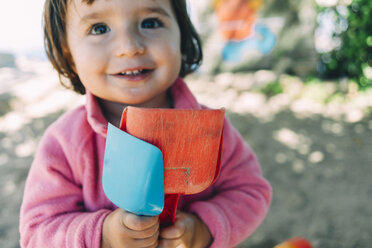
19;0;272;247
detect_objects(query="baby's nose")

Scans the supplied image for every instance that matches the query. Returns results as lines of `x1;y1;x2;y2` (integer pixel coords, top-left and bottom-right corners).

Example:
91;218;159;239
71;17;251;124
114;29;145;57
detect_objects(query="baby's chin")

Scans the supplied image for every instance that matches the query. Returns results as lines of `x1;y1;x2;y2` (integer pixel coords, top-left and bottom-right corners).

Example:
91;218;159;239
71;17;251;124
122;93;171;109
109;98;161;109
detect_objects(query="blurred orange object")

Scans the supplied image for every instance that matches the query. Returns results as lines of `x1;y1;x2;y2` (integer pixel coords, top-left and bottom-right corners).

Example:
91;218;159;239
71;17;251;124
214;0;263;40
274;237;313;248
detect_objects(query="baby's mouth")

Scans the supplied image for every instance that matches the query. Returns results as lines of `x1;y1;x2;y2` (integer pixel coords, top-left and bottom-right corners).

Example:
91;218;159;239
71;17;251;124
113;68;154;81
117;69;153;76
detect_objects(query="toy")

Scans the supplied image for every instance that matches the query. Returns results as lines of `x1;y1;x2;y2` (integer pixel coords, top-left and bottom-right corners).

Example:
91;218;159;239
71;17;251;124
103;107;225;225
274;237;313;248
212;0;276;62
214;0;263;40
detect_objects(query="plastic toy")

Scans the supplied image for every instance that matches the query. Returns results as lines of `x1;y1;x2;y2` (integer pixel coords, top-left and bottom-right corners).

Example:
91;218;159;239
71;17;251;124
274;237;313;248
103;123;165;216
103;107;225;225
212;0;277;62
214;0;263;40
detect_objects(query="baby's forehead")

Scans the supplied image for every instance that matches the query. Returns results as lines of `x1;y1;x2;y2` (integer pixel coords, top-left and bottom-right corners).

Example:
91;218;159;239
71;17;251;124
66;0;177;25
77;0;169;4
69;0;175;14
67;0;173;13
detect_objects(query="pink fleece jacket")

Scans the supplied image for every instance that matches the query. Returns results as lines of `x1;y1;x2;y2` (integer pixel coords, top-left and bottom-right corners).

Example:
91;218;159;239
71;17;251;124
20;78;271;248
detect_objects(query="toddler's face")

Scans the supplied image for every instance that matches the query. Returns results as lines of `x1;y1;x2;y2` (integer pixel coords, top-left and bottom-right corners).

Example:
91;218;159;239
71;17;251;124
66;0;181;107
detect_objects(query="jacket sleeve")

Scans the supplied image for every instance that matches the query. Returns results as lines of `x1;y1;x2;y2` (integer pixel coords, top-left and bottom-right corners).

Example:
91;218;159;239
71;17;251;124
186;117;272;248
19;127;110;248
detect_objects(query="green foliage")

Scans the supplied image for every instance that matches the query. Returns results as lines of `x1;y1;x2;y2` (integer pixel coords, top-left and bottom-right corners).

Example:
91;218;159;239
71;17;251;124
260;81;283;97
317;0;372;89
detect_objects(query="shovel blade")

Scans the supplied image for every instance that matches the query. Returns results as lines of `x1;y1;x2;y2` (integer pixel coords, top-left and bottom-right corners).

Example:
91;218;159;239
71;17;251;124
121;107;225;194
103;123;164;216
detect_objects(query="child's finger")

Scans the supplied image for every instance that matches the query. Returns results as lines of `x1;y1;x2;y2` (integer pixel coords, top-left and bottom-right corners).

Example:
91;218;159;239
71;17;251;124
158;238;184;248
129;222;159;239
132;228;160;247
122;211;159;231
159;220;186;239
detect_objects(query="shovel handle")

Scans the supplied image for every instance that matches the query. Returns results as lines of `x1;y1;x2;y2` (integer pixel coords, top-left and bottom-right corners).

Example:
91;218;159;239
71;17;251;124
159;194;180;227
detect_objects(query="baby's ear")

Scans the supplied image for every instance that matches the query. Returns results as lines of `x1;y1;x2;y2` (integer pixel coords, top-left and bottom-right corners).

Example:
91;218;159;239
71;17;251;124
60;43;75;70
69;59;77;74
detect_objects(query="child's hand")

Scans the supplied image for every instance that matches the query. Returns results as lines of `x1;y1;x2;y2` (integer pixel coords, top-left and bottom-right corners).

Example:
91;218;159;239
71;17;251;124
158;211;212;248
101;208;159;248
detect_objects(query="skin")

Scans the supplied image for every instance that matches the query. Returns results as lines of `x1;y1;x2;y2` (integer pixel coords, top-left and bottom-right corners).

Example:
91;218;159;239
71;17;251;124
101;209;160;248
65;0;212;247
66;0;182;125
158;212;213;248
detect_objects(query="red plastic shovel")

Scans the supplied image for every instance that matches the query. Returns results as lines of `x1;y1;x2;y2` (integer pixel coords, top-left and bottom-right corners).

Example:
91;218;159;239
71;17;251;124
120;107;225;225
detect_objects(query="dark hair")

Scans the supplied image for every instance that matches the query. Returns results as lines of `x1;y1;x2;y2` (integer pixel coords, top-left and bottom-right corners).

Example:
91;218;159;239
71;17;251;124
43;0;203;94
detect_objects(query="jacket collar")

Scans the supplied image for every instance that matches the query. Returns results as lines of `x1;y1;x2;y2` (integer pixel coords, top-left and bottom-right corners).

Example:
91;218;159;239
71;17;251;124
85;77;201;137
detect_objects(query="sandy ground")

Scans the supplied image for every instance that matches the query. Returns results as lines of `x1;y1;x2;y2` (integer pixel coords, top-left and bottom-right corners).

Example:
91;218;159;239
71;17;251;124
1;58;372;247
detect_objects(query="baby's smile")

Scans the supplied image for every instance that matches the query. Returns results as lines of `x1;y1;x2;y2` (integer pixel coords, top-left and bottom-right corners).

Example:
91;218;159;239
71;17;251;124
112;68;154;82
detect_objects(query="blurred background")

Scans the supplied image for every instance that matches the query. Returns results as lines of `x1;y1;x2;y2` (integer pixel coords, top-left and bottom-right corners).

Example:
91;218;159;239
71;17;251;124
0;0;371;247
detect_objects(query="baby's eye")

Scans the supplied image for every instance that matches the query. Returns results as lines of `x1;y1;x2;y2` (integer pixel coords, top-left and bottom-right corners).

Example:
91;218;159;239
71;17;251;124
89;23;111;35
141;18;163;29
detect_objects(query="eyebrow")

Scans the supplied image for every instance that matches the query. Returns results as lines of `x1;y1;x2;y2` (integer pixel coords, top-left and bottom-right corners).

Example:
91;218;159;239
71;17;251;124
79;12;107;24
142;6;172;18
80;12;96;21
